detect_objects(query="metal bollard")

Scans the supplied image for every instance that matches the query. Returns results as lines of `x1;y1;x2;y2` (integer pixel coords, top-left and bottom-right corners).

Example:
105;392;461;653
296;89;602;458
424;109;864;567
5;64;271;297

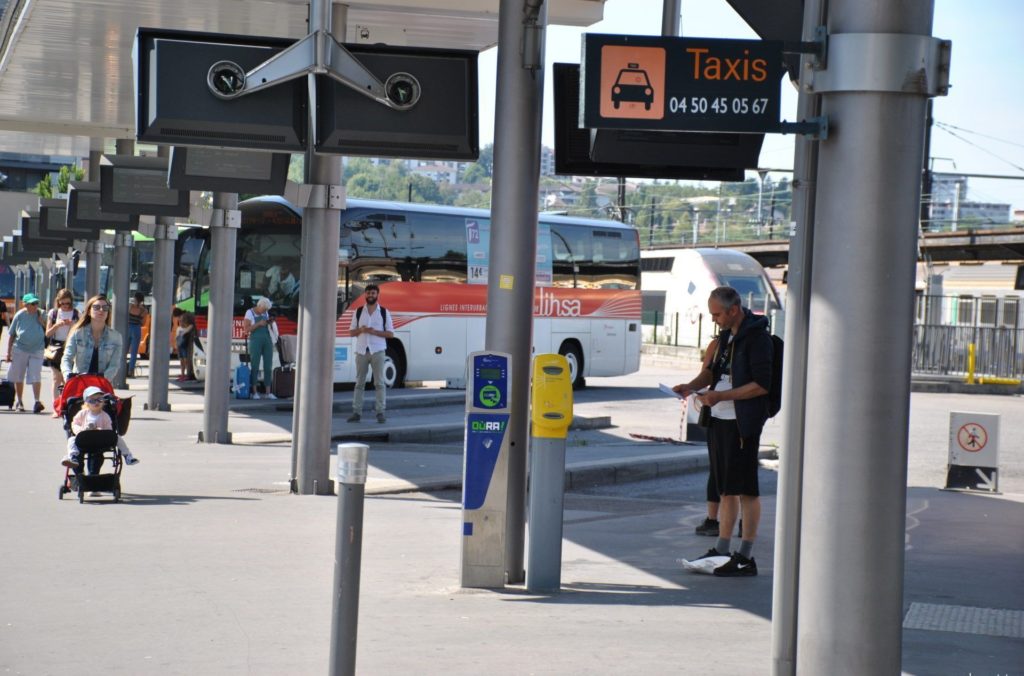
329;443;368;676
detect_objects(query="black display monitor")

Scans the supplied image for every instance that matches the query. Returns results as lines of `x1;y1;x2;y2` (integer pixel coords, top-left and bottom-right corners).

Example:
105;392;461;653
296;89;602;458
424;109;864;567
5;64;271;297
552;63;760;181
67;182;140;232
22;211;71;246
316;43;479;160
167;146;289;194
39;198;102;238
99;155;190;218
134;27;307;152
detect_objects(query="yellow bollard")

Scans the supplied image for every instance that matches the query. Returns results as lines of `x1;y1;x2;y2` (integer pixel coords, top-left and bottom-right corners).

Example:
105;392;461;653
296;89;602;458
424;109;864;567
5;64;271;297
965;343;976;385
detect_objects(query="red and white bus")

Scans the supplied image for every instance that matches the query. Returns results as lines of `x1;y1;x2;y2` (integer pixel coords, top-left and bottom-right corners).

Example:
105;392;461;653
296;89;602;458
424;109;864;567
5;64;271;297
179;197;642;388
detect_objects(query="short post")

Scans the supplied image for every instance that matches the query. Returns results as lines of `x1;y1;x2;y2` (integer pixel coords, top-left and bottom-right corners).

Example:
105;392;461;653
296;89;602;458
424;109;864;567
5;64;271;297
526;354;573;593
329;443;368;676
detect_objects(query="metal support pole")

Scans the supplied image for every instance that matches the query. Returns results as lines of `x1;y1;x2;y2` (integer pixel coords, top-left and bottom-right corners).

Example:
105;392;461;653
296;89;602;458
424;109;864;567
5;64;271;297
86;149;104;299
111;138;135;390
526;436;567;593
147;145;176;412
13;266;22;308
486;0;547;584
797;2;934;673
661;0;680;36
770;0;823;673
294;0;345;495
329;443;368;676
111;232;133;389
201;194;239;444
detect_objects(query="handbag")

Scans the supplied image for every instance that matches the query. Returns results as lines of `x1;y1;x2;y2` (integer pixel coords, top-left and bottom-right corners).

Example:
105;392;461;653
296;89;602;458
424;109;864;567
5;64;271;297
44;343;61;362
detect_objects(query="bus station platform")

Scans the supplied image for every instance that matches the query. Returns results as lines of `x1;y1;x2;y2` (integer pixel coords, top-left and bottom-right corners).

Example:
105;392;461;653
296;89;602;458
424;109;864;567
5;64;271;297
1;364;1021;674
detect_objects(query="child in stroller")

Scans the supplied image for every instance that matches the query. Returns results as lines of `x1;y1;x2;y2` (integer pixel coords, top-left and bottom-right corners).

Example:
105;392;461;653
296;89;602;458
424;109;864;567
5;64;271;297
61;385;139;470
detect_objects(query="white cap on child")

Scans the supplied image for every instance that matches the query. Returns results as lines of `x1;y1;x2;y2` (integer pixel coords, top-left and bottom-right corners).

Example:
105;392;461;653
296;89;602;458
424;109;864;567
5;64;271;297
83;386;105;400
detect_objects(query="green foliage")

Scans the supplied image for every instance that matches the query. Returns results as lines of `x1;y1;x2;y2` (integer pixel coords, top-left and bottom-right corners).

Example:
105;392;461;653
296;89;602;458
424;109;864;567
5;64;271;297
34;164;84;198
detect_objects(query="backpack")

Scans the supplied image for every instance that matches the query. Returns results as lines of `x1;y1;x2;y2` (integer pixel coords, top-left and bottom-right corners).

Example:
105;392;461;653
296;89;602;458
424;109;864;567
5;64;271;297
355;305;387;326
768;334;784;418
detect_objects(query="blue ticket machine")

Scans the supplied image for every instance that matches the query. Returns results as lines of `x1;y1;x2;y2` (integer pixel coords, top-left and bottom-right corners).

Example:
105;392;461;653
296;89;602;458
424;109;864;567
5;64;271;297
461;351;511;588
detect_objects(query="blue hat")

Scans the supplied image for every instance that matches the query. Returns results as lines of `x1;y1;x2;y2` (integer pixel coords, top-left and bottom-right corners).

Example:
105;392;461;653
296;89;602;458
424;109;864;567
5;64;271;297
21;293;39;304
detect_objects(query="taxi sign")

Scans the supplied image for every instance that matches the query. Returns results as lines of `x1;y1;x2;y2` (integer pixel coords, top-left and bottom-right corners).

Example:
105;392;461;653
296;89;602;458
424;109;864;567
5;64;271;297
581;34;782;134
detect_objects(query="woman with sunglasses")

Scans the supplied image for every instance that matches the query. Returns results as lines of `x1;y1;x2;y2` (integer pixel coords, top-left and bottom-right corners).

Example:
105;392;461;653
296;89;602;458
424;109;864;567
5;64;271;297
60;295;124;384
44;288;78;416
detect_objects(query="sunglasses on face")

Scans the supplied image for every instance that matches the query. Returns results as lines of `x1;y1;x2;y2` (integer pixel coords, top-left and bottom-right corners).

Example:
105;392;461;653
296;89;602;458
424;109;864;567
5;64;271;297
60;302;72;307
91;305;110;312
86;398;104;405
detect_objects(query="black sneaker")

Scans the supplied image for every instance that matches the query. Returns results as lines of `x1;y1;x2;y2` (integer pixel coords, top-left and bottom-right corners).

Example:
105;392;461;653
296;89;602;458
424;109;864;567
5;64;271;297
713;552;758;577
695;517;720;537
691;547;726;562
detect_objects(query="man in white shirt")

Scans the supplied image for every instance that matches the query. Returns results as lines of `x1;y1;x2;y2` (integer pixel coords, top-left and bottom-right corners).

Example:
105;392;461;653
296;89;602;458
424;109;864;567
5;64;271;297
266;263;298;301
347;284;395;423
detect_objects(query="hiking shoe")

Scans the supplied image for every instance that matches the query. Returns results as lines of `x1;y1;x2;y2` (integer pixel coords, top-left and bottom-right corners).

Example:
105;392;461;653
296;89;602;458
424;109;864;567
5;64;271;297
125;457;139;466
347;413;361;423
695;517;720;537
33;401;45;414
61;457;80;469
713;552;758;577
376;413;386;424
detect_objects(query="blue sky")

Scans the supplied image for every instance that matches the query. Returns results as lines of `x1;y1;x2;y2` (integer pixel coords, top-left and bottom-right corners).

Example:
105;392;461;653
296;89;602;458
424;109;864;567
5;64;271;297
477;0;1024;211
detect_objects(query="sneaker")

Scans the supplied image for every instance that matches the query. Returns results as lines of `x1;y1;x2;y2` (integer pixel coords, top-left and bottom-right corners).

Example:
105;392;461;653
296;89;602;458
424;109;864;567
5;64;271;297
347;413;361;423
376;413;386;424
33;401;45;414
61;457;80;469
251;392;261;400
266;393;278;400
691;547;726;562
713;552;758;577
15;401;24;412
695;517;720;537
124;457;139;466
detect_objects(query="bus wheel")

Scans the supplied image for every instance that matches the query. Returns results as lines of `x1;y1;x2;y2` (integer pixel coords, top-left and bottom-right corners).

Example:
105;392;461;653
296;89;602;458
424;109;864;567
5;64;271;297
558;341;586;390
379;341;406;389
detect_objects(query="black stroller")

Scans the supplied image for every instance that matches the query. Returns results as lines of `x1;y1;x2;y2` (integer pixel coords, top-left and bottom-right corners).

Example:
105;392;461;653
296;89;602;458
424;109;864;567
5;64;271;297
57;385;132;504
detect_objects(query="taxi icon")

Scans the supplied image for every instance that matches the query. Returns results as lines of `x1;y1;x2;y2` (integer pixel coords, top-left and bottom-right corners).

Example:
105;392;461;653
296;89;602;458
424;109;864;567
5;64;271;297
611;63;654;110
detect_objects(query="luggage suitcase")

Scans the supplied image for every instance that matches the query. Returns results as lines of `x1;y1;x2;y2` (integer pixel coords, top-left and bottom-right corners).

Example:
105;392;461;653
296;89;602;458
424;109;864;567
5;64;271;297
272;365;295;399
234;362;251;399
0;380;14;409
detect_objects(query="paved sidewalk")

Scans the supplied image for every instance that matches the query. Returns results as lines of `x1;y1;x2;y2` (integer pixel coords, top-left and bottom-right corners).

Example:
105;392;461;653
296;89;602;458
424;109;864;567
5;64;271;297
0;367;1021;674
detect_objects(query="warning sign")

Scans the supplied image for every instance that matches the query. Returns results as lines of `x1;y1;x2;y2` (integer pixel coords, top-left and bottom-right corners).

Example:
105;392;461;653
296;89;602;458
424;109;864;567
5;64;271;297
946;412;1000;493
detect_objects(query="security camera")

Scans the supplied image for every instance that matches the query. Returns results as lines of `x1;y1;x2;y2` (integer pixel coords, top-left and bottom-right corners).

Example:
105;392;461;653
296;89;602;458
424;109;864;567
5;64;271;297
207;61;247;100
384;73;421;110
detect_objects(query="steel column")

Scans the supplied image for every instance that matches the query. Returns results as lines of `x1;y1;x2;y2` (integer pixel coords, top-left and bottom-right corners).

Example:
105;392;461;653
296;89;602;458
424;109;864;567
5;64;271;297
201;193;239;444
485;0;547;584
797;2;934;672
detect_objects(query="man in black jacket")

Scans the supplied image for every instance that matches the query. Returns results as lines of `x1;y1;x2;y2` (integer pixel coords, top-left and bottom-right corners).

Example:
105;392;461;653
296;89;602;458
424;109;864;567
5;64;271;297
676;286;774;576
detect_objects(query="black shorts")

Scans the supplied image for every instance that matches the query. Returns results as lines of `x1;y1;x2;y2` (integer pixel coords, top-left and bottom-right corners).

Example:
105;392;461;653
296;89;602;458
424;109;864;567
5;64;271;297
708;417;760;497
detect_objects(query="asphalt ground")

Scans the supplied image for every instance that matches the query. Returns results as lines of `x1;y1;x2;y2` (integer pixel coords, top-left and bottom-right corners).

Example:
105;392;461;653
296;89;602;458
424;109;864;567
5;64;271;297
0;359;1020;674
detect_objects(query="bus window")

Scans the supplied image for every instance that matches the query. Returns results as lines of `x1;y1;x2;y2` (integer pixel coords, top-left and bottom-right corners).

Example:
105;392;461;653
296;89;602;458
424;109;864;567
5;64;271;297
235;230;302;315
550;226;579;288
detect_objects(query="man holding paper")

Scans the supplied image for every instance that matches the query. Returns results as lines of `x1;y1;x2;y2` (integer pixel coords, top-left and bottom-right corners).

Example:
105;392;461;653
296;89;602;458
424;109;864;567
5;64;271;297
673;286;773;577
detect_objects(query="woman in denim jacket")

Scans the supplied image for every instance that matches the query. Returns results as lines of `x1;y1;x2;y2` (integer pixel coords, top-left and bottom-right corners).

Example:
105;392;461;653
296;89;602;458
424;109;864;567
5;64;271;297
61;295;124;383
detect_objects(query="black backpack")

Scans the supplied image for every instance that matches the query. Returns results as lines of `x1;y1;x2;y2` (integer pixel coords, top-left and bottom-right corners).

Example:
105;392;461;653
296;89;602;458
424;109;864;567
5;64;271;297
355;305;387;326
768;334;784;418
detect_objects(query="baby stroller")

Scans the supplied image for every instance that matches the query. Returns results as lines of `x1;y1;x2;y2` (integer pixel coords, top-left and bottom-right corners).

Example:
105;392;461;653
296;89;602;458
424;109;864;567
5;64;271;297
57;375;133;504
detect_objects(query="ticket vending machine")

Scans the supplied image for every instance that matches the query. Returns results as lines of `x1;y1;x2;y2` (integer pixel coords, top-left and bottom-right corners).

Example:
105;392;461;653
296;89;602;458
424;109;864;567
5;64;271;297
461;351;512;588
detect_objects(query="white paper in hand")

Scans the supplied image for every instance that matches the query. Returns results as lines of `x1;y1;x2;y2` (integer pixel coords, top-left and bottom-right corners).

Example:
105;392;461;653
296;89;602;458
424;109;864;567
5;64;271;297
659;383;684;399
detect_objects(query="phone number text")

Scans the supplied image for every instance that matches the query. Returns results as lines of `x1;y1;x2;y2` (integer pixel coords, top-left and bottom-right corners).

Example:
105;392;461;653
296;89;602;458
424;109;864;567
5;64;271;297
668;96;771;115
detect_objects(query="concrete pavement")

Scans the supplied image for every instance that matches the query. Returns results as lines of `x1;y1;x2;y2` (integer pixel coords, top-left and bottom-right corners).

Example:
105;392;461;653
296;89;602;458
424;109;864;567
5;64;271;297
0;364;1021;674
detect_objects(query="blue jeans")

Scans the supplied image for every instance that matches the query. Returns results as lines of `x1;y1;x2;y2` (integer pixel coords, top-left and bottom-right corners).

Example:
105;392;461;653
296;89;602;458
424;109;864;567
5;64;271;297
126;324;142;375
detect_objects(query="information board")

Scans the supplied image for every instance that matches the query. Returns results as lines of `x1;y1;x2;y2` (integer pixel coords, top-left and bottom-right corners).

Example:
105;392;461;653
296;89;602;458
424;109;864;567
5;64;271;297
581;34;782;134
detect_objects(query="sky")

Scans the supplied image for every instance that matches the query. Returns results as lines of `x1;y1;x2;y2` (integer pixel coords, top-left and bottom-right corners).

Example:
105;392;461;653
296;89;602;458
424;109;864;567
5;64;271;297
476;0;1024;211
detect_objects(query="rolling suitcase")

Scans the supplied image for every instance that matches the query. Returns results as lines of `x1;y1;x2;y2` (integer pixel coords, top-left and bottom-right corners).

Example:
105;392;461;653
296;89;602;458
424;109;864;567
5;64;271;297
271;365;295;399
0;380;14;409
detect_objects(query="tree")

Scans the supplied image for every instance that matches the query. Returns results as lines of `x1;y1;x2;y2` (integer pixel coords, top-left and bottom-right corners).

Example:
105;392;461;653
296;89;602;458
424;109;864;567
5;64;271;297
34;164;84;198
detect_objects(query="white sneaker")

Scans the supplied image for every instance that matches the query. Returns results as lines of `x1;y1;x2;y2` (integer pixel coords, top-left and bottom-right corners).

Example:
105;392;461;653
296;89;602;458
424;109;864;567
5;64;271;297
266;393;278;400
251;392;261;400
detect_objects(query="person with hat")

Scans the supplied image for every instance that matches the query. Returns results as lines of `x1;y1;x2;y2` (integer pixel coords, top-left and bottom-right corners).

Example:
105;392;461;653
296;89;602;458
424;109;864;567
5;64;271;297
61;385;138;469
4;293;47;413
